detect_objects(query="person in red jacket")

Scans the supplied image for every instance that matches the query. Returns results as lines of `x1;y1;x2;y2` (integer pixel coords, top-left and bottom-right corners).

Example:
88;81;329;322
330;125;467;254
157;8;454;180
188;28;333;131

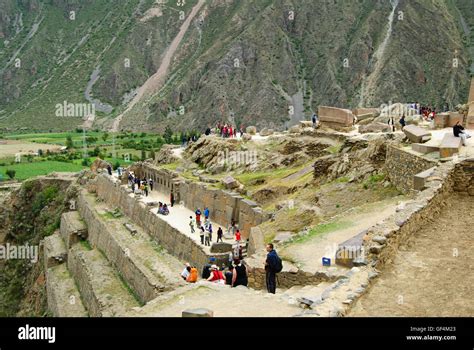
207;265;225;284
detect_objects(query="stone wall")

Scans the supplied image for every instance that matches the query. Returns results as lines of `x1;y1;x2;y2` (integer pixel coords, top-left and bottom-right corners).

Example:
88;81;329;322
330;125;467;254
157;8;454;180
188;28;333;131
452;158;474;195
130;163;268;239
385;145;437;194
94;174;228;270
246;264;345;290
364;158;473;271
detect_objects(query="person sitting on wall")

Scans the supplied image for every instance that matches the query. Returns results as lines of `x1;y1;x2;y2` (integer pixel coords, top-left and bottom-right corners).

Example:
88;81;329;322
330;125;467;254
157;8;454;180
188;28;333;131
453;121;471;146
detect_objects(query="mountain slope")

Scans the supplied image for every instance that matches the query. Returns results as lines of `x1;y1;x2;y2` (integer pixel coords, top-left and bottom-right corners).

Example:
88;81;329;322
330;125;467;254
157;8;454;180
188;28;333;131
0;0;472;132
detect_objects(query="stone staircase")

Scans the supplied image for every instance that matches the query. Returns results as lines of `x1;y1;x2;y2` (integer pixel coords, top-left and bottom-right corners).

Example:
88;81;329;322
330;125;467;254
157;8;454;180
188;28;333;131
44;188;186;317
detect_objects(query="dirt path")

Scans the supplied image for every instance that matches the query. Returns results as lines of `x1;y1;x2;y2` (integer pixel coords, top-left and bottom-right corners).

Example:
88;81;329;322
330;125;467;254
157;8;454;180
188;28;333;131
349;194;474;317
281;198;400;272
112;0;206;132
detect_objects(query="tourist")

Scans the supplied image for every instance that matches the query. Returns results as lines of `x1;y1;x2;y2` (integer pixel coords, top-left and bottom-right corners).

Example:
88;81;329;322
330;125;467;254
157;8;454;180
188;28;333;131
207;265;225;284
233;243;240;262
387;116;395;132
170;192;175;207
180;263;191;281
149;178;153;191
131;182;135;192
312;112;319;128
144;183;149;197
204;228;210;246
225;266;234;285
107;165;112;176
208;223;213;242
195;208;202;227
264;243;282;294
186;266;198;283
217;227;223;242
189;216;195;234
204;207;210;220
205;127;211;136
232;259;248;288
228;251;233;268
233;126;237;138
235;229;241;243
200;226;205;244
453;121;471;146
202;263;212;279
117;167;122;177
399;115;406;129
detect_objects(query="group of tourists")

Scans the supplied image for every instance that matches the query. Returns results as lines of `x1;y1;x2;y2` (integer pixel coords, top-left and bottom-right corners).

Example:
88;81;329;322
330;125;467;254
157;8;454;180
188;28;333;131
179;243;283;294
204;122;244;138
127;172;154;197
420;106;437;121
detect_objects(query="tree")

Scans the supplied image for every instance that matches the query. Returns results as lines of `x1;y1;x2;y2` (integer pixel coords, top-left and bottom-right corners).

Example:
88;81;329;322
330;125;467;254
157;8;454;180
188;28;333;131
38;149;44;156
141;149;146;161
163;126;173;144
149;150;156;160
81;158;90;166
66;136;74;150
6;169;16;179
102;132;109;142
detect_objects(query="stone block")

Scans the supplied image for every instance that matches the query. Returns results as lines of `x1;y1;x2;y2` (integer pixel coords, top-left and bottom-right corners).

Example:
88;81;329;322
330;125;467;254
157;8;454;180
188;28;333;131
447;112;464;127
335;230;366;267
413;167;436;191
222;176;240;189
411;143;439;154
439;133;462;158
318;106;355;126
403;125;431;143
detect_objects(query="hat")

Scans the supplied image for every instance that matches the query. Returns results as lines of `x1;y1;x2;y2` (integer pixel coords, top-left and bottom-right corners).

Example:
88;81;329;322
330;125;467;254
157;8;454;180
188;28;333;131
211;264;218;270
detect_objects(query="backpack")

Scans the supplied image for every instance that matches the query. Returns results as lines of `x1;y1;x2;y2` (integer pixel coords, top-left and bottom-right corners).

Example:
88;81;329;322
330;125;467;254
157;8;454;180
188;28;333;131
274;255;283;273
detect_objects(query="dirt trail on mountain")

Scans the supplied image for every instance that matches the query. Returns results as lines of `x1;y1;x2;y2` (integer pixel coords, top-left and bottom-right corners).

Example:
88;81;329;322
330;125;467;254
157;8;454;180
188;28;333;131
112;0;205;132
349;194;474;317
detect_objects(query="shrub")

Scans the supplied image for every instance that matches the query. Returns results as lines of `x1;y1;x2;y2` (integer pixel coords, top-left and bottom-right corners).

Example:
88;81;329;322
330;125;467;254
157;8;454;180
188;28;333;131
6;169;16;179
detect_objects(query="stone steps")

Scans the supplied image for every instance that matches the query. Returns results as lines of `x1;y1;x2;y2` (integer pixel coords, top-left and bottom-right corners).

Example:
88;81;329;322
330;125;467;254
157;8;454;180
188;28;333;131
60;211;88;249
67;244;140;317
46;264;88;317
76;190;186;304
280;282;332;306
127;281;302;317
43;231;67;270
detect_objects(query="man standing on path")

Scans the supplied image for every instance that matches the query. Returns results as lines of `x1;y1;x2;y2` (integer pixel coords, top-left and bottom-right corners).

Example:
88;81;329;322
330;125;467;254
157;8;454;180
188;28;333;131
217;227;223;243
170;192;175;207
189;216;195;234
264;243;281;294
149;178;153;191
204;207;210;220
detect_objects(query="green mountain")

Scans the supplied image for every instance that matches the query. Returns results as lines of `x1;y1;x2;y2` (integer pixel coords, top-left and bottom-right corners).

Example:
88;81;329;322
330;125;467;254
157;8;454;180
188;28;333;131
0;0;473;132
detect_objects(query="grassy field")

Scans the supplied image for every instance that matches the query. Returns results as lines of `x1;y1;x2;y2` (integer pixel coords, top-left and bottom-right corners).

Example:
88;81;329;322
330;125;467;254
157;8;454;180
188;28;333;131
0;161;86;181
